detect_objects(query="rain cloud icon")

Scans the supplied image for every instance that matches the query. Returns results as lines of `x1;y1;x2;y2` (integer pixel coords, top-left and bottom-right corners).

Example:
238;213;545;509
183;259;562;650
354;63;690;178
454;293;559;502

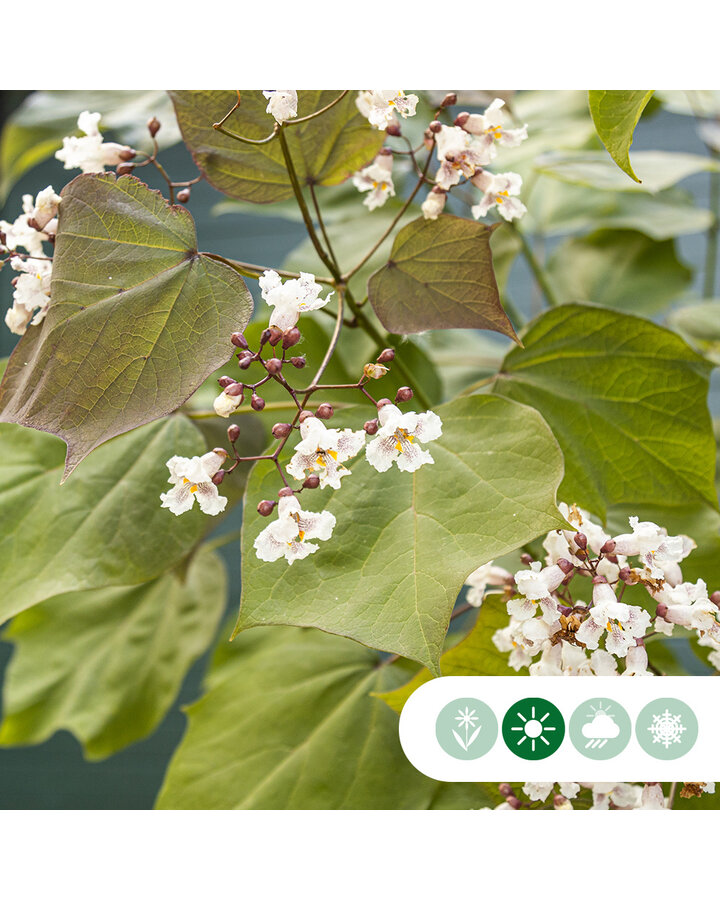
582;712;620;749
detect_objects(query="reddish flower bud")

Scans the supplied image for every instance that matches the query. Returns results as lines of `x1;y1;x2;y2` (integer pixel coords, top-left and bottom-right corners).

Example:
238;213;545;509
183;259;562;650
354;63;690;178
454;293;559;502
303;475;320;489
557;558;574;575
211;470;225;485
573;532;588;550
227;424;240;443
498;783;514;797
600;539;616;555
377;347;395;363
238;355;253;370
217;376;236;388
257;499;276;516
618;566;634;583
272;422;292;439
231;332;249;350
277;486;294;498
429;120;442;133
655;602;669;619
116;163;135;176
119;148;136;161
148;117;161;137
592;574;608;584
507;796;522;809
454;111;470;128
441;92;458;107
316;403;334;420
364;419;379;435
225;382;244;397
259;328;272;346
251;394;265;411
376;398;392;409
298;410;315;423
520;553;534;566
385;122;402;137
711;591;720;609
395;386;413;403
177;188;191;204
265;357;282;375
290;356;306;369
267;326;283;347
282;326;301;349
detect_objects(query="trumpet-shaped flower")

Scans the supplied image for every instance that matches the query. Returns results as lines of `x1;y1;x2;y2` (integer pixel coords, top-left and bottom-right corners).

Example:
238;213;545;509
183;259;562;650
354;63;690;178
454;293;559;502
254;494;336;564
258;269;333;331
286;416;366;489
421;187;447;220
434;125;494;190
55;111;133;174
471;170;527;222
612;516;695;580
492;617;553;670
508;561;565;624
5;256;53;335
353;153;395;210
356;90;419;129
160;450;228;516
461;99;528;150
575;583;651;657
263;90;298;123
0;193;48;257
464;561;512;607
365;403;442;473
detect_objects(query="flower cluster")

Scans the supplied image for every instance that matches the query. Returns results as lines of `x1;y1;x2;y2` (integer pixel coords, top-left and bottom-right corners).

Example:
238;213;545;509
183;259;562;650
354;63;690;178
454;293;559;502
1;186;61;335
352;150;395;211
56;111;134;174
497;781;715;810
356;90;419;130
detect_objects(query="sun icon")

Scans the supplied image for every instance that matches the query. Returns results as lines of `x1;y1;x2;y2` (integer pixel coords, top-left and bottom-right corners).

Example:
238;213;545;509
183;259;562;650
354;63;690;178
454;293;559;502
502;698;565;759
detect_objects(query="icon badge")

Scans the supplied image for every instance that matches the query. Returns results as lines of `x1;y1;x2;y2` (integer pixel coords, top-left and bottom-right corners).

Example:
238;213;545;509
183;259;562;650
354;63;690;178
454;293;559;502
569;697;632;760
435;698;498;760
502;697;565;759
636;698;698;759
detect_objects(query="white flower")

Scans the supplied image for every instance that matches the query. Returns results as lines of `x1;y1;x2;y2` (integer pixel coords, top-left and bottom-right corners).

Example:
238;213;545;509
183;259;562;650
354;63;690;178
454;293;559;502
258;269;333;331
492;617;552;670
0;193;47;257
522;782;554;803
353;153;395;210
464;561;511;607
640;784;667;809
286;415;365;489
55;111;132;174
470;170;527;222
421;187;447;220
365;403;442;473
434;125;494;190
529;641;593;676
623;643;651;676
160;450;228;516
356;90;419;129
5;255;53;335
461;99;528;150
663;581;720;644
262;90;298;123
254;494;336;564
575;581;651;657
612;516;695;580
213;388;242;418
508;561;565;624
590;649;618;676
586;783;642;810
31;185;61;231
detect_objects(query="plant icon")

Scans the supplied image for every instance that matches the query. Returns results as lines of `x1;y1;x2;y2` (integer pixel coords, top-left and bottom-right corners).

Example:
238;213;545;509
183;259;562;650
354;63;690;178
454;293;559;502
453;706;482;752
435;698;498;760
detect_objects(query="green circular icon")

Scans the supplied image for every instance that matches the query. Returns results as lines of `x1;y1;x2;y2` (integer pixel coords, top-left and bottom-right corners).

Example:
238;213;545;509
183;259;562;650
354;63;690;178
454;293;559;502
502;697;565;759
636;698;698;760
435;698;498;760
569;697;632;760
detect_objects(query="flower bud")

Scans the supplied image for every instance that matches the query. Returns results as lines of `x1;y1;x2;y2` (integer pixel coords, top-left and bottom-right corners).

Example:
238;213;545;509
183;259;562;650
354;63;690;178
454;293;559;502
507;796;522;810
395;386;413;403
385;122;402;137
116;163;135;176
148;117;161;137
655;602;669;619
573;532;588;550
377;347;395;364
441;92;457;107
238;355;253;370
227;424;240;443
498;783;514;797
618;566;634;583
303;475;320;489
282;326;301;349
211;470;225;485
259;328;272;346
225;382;244;396
119;148;137;161
364;419;379;435
298;410;315;423
600;539;616;555
217;376;236;388
265;357;282;375
377;398;392;409
364;363;389;379
557;558;574;575
177;188;191;204
290;356;306;369
429;120;442;133
278;486;294;498
272;422;292;439
520;553;534;566
316;403;334;420
267;326;283;347
231;332;249;350
454;111;470;128
257;499;276;516
251;394;265;411
711;591;720;609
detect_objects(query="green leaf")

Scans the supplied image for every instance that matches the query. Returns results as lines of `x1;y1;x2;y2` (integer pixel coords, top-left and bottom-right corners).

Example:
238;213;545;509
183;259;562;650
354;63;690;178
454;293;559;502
0;90;181;203
546;230;691;314
170;91;384;204
536;150;720;194
376;598;520;715
156;627;498;809
493;305;718;518
588;90;654;183
667;302;720;365
0;546;225;759
0;174;252;478
236;394;565;672
0;414;209;624
367;215;518;341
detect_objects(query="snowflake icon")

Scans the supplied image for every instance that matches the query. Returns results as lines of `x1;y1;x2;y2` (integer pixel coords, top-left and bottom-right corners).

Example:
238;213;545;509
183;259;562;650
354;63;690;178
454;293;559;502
648;708;687;749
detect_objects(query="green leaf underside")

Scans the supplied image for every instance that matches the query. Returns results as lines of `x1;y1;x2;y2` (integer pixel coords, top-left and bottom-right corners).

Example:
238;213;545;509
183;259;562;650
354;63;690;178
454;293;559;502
376;598;520;714
0;415;208;624
156;627;499;809
169;90;385;204
546;229;691;313
368;215;518;341
588;90;654;183
494;304;717;518
236;394;565;673
0;174;252;478
0;546;225;760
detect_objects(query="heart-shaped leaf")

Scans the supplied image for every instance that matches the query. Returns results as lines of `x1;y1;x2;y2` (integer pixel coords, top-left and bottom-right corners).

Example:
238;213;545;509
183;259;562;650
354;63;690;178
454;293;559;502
588;90;654;182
